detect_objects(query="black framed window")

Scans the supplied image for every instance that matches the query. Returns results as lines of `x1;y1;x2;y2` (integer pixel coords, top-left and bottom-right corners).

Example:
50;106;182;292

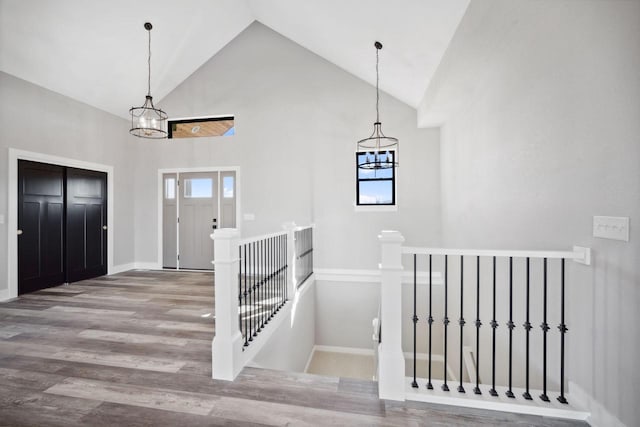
356;151;396;206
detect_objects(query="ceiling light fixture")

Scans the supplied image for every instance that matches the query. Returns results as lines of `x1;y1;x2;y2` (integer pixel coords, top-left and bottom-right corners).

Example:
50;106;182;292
129;22;167;139
357;41;398;170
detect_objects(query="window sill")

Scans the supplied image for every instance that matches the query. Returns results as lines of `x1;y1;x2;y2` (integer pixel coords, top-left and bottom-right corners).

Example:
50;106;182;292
354;205;398;213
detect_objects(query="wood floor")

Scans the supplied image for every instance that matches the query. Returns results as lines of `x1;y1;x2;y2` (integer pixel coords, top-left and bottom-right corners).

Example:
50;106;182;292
0;271;588;426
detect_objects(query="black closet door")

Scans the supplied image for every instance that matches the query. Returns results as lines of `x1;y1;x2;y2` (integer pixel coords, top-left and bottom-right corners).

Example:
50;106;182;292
66;167;107;283
18;160;66;294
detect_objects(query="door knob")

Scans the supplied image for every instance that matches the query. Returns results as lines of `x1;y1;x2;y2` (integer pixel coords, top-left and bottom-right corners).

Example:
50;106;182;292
102;225;108;230
17;229;23;235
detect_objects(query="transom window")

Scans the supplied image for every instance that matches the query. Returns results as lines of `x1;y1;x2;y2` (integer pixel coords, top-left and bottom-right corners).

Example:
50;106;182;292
168;116;234;139
356;151;396;206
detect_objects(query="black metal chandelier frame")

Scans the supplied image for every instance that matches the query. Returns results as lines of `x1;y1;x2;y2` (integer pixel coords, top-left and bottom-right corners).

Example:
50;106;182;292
129;22;168;139
357;41;399;170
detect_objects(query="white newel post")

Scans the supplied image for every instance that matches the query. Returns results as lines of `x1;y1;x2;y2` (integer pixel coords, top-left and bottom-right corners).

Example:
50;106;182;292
282;221;297;299
378;230;406;401
211;228;244;381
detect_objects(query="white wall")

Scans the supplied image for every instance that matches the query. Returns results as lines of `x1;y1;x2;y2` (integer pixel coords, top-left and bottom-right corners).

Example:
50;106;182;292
421;1;640;426
251;280;316;372
134;22;442;270
0;72;137;293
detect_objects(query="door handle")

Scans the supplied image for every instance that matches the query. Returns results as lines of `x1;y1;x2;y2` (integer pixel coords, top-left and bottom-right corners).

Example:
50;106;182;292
102;225;108;230
17;229;23;235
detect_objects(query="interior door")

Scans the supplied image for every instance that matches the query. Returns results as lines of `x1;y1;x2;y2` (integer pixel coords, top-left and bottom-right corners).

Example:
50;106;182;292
179;172;218;270
17;160;65;294
66;167;107;282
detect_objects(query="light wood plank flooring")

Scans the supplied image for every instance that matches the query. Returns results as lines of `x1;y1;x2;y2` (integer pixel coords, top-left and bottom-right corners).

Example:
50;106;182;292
0;271;588;426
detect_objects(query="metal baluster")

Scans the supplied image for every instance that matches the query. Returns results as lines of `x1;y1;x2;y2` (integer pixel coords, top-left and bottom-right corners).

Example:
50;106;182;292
243;245;248;347
506;257;515;398
558;259;568;404
474;256;482;395
282;234;286;304
264;239;269;325
442;255;450;392
523;257;532;400
284;234;288;301
427;254;433;390
269;237;273;317
458;255;465;393
489;256;498;397
540;258;550;402
251;242;256;339
279;235;283;308
412;254;418;388
258;240;264;331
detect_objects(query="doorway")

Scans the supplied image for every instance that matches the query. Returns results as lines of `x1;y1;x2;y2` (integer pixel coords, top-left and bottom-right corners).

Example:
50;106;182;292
17;160;108;294
161;170;237;270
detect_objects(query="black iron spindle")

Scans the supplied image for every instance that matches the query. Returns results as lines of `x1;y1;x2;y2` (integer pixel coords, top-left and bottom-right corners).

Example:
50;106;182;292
278;234;282;304
523;257;532;400
263;239;269;325
258;240;264;332
427;254;433;390
278;235;282;308
458;255;465;393
251;242;257;339
489;256;498;397
270;237;274;317
243;244;248;347
442;255;450;392
558;259;568;404
474;256;481;395
506;257;515;398
540;257;550;402
412;254;418;388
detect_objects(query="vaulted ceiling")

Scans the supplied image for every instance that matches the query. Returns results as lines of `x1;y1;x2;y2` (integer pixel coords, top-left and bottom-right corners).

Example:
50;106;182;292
0;0;469;119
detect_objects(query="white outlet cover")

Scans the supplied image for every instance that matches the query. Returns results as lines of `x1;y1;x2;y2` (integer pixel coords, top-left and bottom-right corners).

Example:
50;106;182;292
593;216;629;242
243;213;255;221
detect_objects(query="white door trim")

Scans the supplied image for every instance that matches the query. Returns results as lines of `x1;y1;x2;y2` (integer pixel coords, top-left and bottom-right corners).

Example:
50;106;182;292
7;148;115;300
157;166;241;270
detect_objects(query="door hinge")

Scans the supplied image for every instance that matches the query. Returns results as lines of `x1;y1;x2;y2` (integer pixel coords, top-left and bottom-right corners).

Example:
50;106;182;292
177;217;179;223
177;254;180;261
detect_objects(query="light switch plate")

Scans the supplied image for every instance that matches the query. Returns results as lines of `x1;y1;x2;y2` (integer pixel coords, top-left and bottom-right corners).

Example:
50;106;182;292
593;216;629;241
0;214;4;224
243;213;255;221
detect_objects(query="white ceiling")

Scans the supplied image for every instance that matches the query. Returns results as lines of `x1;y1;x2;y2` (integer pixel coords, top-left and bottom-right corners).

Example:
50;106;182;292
0;0;469;119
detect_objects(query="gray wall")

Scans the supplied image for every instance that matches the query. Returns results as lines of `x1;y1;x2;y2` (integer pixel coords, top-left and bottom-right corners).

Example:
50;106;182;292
135;22;442;269
0;72;137;292
423;1;640;426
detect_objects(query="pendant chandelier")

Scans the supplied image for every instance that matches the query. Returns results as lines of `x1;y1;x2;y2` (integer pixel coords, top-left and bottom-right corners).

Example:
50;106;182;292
357;41;398;170
129;22;168;139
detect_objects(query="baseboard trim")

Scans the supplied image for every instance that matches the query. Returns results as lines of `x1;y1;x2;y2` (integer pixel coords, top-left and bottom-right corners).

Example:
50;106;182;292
0;288;11;302
110;263;136;274
303;346;316;373
134;262;163;271
313;345;375;356
406;378;589;421
315;268;443;285
568;381;626;427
